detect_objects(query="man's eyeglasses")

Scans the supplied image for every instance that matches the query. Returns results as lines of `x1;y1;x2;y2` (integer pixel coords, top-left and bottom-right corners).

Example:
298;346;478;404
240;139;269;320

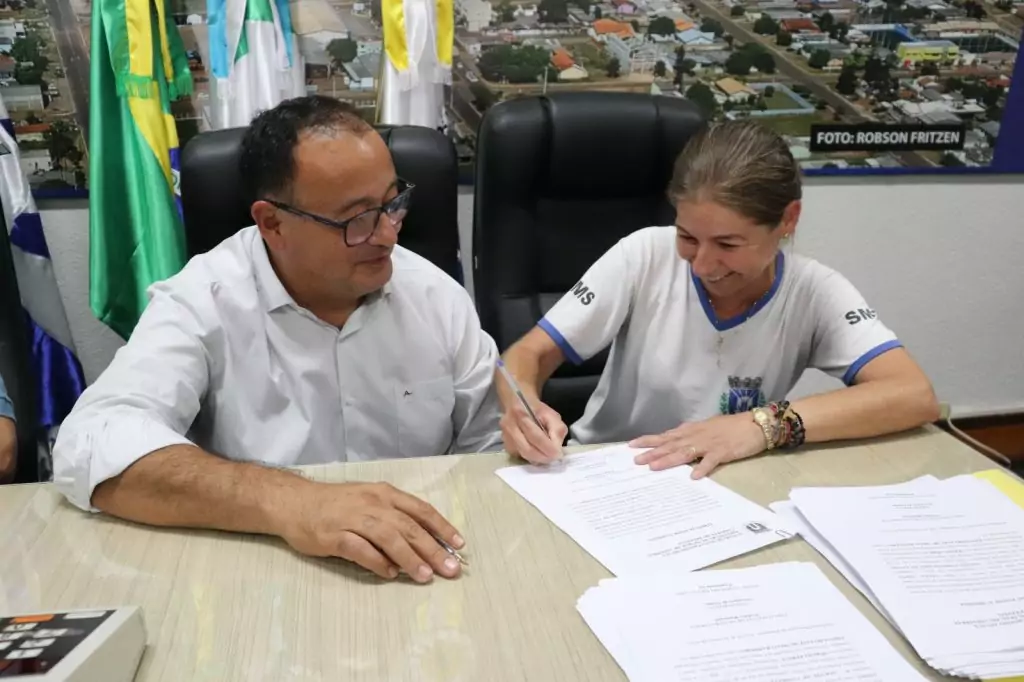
265;179;414;247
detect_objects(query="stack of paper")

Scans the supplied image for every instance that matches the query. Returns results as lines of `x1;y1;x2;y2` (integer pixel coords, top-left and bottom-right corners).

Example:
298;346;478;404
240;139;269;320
496;444;792;575
577;561;929;681
779;474;1024;679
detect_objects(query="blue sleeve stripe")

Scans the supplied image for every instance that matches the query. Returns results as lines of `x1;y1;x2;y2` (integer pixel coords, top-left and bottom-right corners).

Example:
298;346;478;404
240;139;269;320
538;318;584;366
843;340;903;385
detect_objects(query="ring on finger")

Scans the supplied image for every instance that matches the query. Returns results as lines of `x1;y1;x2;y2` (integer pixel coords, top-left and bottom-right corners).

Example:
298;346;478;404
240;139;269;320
686;445;699;459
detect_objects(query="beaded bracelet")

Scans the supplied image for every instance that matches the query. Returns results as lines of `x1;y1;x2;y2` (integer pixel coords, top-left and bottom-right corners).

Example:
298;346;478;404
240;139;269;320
785;406;806;448
766;400;806;449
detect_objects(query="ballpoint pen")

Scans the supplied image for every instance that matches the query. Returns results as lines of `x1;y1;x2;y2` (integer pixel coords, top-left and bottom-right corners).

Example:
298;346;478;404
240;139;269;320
432;533;469;566
496;359;546;432
496;359;566;458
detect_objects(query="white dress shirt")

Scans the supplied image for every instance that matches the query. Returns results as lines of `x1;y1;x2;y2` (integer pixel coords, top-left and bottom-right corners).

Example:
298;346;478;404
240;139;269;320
54;226;502;511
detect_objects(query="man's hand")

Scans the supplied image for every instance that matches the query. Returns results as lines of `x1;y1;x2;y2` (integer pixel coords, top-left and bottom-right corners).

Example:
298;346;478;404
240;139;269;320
629;413;767;478
87;446;465;584
500;401;568;465
276;481;465;583
0;417;16;483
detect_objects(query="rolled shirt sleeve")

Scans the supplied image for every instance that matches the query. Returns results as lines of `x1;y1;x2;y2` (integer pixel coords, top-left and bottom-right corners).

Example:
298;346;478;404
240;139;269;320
53;285;210;511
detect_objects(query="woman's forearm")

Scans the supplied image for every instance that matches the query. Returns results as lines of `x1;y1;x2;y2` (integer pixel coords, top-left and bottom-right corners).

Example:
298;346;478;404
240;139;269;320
497;327;566;410
791;376;939;444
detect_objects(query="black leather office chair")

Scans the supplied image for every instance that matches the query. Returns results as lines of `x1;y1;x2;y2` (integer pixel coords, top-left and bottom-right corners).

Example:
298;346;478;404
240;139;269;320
180;125;463;282
0;208;40;483
473;93;705;427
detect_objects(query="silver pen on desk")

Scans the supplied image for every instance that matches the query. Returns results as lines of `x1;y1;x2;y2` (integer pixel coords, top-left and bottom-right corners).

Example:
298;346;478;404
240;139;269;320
432;534;469;566
496;359;566;458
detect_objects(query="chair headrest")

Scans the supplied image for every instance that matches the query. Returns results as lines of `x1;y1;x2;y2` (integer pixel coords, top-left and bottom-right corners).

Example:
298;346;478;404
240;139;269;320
474;92;706;200
473;92;706;300
180;128;251;257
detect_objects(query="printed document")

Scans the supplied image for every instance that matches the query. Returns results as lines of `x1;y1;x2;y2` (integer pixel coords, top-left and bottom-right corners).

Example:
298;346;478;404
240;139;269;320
790;475;1024;677
496;444;791;575
577;562;928;681
769;475;938;626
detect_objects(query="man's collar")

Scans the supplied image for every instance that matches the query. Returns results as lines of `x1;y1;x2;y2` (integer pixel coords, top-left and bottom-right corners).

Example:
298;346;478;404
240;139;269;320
358;278;395;305
252;236;295;312
253;236;396;313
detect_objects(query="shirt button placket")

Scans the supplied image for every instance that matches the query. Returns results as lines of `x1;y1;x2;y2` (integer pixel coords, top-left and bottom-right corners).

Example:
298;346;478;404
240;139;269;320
336;331;350;458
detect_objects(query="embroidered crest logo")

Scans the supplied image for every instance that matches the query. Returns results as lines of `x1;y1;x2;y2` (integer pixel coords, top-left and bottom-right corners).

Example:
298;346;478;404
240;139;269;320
719;376;766;415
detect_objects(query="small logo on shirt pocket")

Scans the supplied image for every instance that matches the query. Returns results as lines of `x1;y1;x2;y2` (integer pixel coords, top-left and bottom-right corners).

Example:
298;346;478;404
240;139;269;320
720;376;766;415
395;379;456;458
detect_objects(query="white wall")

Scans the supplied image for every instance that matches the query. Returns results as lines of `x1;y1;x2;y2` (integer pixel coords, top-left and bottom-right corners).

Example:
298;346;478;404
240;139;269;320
787;177;1024;417
39;175;1024;416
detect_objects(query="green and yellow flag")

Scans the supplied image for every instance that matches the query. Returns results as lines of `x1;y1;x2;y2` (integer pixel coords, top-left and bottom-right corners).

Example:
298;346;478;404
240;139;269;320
89;0;192;339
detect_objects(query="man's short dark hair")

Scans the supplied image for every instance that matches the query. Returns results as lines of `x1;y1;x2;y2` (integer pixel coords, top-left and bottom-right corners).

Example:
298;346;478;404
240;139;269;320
239;95;372;201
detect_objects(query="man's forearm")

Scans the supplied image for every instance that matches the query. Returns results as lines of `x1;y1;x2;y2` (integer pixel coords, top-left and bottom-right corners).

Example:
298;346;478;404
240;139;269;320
91;445;310;537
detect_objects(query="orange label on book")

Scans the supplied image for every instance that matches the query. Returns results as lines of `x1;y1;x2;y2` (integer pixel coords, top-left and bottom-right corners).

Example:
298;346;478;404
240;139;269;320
11;614;54;623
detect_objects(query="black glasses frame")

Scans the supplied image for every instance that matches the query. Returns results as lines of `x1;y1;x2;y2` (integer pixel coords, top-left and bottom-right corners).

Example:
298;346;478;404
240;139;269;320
264;179;415;246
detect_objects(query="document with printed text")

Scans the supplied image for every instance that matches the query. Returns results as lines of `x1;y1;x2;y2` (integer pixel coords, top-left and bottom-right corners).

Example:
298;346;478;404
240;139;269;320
496;444;792;575
789;474;1024;678
577;562;929;682
769;475;939;626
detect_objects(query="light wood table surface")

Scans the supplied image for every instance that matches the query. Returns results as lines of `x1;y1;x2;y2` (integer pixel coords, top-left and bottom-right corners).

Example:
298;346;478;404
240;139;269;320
0;427;1009;681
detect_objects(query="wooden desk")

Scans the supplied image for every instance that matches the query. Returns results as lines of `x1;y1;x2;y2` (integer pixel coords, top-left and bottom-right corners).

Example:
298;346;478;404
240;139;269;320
0;427;1004;681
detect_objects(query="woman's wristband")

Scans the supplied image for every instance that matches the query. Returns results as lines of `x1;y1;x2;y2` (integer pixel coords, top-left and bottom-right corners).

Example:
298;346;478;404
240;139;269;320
767;401;806;449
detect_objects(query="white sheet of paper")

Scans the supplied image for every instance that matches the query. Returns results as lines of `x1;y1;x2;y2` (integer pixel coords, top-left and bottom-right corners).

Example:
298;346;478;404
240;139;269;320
578;562;929;682
770;499;895;620
496;444;792;575
790;475;1024;660
769;476;939;627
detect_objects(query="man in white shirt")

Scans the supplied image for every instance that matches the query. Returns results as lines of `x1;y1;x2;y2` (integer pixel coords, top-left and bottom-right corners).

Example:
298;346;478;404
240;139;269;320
54;96;501;583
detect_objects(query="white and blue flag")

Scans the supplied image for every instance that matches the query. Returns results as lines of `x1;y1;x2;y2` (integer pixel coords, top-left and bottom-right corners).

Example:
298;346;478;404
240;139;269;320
0;95;85;476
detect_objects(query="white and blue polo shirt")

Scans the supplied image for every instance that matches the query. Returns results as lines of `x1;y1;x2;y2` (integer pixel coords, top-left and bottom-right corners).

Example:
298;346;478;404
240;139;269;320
539;226;901;444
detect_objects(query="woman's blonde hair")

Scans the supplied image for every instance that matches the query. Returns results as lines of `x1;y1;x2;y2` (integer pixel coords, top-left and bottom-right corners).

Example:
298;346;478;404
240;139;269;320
667;119;802;228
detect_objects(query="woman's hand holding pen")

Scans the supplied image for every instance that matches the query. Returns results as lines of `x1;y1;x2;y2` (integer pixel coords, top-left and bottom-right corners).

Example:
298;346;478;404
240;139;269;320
500;400;568;465
495;359;568;465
